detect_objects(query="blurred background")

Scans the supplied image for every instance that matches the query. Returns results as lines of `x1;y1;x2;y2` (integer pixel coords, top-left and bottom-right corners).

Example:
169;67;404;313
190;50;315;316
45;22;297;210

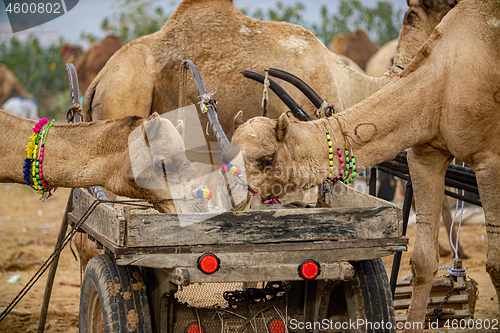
0;0;405;121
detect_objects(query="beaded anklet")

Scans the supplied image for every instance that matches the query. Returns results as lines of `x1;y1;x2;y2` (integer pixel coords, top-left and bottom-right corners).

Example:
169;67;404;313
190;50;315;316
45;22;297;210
24;118;55;199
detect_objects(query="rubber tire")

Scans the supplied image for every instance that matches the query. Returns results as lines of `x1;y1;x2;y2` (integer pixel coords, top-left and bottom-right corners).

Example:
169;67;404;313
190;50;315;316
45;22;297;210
330;259;395;333
79;254;152;333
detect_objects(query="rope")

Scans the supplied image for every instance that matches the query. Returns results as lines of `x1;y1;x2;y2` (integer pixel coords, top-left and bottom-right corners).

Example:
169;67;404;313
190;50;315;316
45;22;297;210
314;101;329;119
262;71;270;117
0;197;175;323
178;61;188;110
450;160;466;259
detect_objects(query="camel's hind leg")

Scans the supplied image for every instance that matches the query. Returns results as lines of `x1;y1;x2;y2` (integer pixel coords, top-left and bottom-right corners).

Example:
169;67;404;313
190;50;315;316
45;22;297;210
404;146;452;331
474;161;500;316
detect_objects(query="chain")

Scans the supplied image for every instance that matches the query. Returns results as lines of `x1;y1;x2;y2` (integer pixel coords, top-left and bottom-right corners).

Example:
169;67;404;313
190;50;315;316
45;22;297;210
223;281;289;307
431;275;454;322
0;197;175;323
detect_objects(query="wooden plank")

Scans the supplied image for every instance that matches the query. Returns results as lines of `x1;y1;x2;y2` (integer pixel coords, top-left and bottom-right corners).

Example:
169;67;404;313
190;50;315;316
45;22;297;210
395;281;466;298
394;295;469;310
324;182;403;236
71;188;125;246
114;247;395;282
397;309;472;323
124;206;400;247
114;237;407;255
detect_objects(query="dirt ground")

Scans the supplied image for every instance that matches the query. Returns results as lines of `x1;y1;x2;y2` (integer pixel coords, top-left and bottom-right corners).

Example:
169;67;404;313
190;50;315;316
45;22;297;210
0;183;498;332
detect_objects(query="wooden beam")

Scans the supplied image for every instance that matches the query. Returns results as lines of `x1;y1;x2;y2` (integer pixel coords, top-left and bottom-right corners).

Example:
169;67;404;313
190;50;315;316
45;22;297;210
124;206;401;247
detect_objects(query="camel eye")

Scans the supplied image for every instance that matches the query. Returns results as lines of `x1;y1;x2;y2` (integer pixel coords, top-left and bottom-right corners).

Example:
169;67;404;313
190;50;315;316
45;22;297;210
256;153;276;169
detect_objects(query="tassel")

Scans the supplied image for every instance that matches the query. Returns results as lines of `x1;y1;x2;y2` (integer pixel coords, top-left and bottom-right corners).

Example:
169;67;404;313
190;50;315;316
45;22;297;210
23;158;33;186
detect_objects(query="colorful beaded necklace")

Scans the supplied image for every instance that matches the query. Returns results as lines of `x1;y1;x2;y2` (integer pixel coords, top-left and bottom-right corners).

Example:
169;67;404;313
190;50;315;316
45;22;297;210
335;116;357;184
323;123;343;184
323;118;357;185
23;118;55;200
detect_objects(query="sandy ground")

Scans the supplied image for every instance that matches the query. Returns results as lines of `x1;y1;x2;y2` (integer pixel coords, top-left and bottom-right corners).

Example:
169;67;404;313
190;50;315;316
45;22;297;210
0;183;498;332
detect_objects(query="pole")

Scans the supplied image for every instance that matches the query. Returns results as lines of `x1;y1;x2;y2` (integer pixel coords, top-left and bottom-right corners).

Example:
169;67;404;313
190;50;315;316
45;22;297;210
37;189;73;333
390;177;413;298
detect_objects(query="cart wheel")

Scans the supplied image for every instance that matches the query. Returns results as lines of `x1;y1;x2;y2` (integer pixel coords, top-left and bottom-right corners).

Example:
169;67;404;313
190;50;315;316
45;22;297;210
328;259;395;332
79;254;152;333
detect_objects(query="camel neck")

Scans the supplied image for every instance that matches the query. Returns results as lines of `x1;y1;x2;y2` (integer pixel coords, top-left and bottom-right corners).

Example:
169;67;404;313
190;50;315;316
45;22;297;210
0;112;36;184
0;111;132;188
287;73;439;191
327;76;438;173
333;68;390;110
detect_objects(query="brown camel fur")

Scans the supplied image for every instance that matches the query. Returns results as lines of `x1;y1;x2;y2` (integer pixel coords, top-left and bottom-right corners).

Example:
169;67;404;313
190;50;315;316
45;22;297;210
75;35;123;94
328;29;379;70
82;0;458;141
231;0;500;328
0;109;207;214
335;54;365;74
366;39;398;76
62;36;122;94
0;64;31;106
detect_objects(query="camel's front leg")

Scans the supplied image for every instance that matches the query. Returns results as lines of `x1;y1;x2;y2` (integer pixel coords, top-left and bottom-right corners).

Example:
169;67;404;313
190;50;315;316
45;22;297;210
474;158;500;316
404;145;452;332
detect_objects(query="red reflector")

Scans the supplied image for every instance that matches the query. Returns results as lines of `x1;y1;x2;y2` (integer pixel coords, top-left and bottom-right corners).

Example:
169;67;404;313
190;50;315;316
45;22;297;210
298;259;321;280
186;323;204;333
268;318;286;333
197;253;220;274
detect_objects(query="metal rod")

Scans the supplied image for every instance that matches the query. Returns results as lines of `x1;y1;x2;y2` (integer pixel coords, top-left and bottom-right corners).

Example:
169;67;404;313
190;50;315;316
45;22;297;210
184;60;231;150
266;68;325;109
445;190;482;207
240;70;313;121
369;167;377;196
37;189;73;333
390;177;413;299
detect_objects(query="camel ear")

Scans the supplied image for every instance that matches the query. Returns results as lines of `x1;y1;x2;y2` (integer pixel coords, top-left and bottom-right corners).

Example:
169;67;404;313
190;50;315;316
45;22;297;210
148;112;160;120
233;111;244;131
276;113;290;142
175;120;184;138
143;114;162;142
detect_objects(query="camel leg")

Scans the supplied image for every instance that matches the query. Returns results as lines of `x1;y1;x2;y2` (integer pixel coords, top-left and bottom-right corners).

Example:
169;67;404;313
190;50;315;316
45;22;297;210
441;192;469;259
474;163;500;315
404;146;452;332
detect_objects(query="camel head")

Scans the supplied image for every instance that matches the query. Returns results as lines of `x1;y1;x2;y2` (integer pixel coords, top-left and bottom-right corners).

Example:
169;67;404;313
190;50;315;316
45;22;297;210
394;0;460;68
127;114;208;214
61;44;83;64
231;111;313;201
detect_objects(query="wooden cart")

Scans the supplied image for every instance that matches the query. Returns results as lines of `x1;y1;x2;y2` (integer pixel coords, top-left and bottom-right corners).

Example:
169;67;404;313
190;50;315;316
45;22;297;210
68;181;407;333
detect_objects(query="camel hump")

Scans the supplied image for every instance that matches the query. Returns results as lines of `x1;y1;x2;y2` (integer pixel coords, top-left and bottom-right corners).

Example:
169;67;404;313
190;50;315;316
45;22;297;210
329;29;379;70
174;0;233;15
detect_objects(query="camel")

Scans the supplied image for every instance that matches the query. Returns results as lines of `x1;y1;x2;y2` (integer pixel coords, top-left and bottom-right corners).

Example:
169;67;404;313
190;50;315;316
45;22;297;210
230;0;500;329
82;0;458;142
61;44;83;65
334;54;365;74
0;64;32;106
365;39;398;76
0;109;207;215
328;29;379;70
62;36;123;94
